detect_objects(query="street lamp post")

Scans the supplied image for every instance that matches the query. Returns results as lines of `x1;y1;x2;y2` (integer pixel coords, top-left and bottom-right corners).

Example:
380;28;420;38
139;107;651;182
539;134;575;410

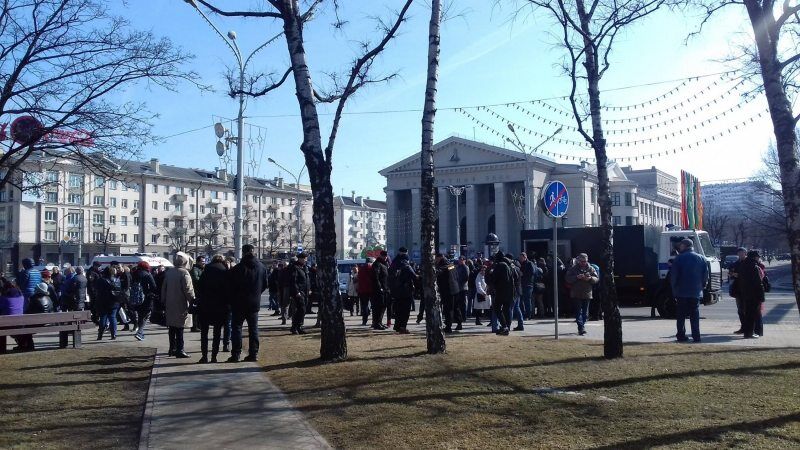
185;0;282;260
268;158;306;253
446;185;467;258
506;125;563;229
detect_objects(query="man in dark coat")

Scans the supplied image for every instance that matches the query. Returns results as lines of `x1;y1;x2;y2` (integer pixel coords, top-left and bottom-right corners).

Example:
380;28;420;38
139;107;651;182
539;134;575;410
289;253;310;334
197;255;231;363
435;253;457;333
487;251;514;335
388;252;417;333
371;251;390;330
268;261;281;316
227;245;268;362
738;250;766;339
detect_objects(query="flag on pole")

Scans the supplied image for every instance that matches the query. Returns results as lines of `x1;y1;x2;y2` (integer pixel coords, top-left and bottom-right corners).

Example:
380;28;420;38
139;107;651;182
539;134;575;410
680;170;704;230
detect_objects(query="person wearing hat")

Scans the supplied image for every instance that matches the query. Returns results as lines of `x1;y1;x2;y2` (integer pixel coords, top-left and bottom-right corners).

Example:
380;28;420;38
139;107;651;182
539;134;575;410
486;251;515;335
669;238;709;343
289;252;310;335
28;283;54;314
737;250;766;339
727;247;748;334
161;252;195;357
371;250;390;330
227;244;268;362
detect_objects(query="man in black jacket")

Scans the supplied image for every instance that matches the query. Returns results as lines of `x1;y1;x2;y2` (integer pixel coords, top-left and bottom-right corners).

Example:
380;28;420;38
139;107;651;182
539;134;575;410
388;253;417;334
227;245;268;362
371;251;390;330
487;251;514;335
289;253;310;334
198;255;231;363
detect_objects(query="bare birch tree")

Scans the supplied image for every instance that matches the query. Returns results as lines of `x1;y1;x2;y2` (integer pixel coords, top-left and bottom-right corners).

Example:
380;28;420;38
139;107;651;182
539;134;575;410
522;0;669;359
0;0;196;191
692;0;800;313
420;0;447;354
189;0;415;361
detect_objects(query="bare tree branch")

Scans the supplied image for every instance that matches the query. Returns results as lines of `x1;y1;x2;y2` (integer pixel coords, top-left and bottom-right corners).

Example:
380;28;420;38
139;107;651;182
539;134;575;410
193;0;282;18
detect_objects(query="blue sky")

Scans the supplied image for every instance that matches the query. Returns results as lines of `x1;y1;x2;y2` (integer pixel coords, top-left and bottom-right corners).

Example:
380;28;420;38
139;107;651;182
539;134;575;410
110;1;773;200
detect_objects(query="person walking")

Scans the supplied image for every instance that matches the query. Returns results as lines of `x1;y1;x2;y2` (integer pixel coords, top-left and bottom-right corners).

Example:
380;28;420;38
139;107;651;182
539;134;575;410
435;254;457;333
197;255;231;363
487;251;514;335
371;251;390;330
268;261;281;317
509;256;524;331
738;250;766;339
473;265;492;326
95;266;123;341
519;252;537;320
289;253;310;335
357;258;374;326
388;251;417;333
279;259;294;326
228;245;268;362
454;256;469;330
346;265;359;316
565;253;599;336
670;239;709;343
131;262;157;341
161;252;195;358
727;247;748;334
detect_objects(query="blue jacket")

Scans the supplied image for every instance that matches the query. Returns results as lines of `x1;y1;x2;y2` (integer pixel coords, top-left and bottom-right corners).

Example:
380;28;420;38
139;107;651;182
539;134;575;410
670;249;708;299
17;268;42;300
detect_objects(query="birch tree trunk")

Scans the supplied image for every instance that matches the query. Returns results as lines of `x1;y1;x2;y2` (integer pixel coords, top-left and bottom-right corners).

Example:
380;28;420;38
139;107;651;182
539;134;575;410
743;0;800;315
420;0;446;354
281;1;346;361
576;0;623;359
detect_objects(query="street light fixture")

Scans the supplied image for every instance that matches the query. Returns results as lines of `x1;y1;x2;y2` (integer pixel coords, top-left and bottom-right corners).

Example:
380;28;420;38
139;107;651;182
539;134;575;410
506;124;563;229
267;157;307;253
446;185;468;258
184;1;283;260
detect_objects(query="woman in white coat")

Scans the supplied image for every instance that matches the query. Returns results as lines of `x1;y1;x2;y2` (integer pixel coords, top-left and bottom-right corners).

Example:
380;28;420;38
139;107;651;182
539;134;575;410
162;252;195;358
474;265;492;326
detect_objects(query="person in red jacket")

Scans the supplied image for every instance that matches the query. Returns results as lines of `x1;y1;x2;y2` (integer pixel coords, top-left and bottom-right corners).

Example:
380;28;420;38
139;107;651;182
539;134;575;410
356;258;375;326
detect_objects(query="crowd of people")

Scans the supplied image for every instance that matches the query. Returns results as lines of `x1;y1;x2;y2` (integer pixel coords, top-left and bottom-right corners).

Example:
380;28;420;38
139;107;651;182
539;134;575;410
0;239;774;354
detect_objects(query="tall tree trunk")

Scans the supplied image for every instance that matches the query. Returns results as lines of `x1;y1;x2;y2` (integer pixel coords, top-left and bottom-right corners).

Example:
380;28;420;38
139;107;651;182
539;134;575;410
281;2;346;361
420;0;446;354
744;0;800;315
577;0;623;359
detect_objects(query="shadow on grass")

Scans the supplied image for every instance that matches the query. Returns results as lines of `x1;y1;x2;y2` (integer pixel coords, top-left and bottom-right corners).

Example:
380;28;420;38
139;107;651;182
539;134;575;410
595;412;800;449
20;354;153;370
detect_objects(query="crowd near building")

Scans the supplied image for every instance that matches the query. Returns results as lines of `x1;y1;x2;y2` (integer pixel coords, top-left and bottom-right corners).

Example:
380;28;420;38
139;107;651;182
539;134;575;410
381;136;683;257
0;153;314;273
333;193;387;260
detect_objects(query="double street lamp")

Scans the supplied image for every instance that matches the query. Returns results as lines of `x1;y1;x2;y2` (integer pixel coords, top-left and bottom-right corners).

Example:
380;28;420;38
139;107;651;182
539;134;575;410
446;185;468;258
267;158;306;253
184;0;282;260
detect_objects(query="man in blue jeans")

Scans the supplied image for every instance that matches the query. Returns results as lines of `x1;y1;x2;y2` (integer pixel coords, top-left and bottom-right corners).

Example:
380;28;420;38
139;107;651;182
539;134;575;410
565;253;599;335
670;239;709;343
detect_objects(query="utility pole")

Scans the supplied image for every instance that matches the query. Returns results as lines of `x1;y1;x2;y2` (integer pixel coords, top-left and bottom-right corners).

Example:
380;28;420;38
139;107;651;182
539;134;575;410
447;185;467;257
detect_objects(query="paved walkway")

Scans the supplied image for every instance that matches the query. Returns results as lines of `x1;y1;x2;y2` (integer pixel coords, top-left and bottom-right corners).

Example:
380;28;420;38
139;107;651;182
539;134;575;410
32;308;330;450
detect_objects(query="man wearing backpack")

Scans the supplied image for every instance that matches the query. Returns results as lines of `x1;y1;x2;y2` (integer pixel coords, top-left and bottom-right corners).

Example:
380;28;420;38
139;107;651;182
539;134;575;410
389;251;417;334
487;251;514;335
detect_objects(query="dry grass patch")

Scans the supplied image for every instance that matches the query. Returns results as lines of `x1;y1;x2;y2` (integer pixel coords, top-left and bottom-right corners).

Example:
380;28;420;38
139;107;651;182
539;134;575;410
0;345;155;449
261;328;800;449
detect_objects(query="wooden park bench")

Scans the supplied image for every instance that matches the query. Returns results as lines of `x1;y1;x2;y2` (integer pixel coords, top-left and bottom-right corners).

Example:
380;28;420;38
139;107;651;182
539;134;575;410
0;310;93;354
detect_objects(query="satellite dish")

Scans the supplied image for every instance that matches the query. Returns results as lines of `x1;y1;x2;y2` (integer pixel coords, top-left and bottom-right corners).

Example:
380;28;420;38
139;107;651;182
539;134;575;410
216;140;225;156
214;122;225;138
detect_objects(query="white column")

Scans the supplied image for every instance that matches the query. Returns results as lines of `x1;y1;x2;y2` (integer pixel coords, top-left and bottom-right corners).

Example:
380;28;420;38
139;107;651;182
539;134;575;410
437;187;450;253
385;190;396;256
494;182;508;252
410;188;421;255
465;185;480;256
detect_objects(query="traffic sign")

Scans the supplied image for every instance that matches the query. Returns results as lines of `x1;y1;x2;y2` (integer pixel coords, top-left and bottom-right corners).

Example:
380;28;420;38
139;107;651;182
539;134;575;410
542;180;569;218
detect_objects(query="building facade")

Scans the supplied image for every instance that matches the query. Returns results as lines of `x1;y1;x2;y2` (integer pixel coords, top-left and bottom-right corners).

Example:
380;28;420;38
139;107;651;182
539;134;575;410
380;136;682;258
333;193;387;259
0;154;312;273
701;180;777;218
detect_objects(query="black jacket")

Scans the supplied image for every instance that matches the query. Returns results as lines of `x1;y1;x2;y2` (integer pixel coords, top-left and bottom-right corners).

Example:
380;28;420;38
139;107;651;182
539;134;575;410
229;254;268;313
66;274;88;311
737;258;765;304
94;276;122;311
372;258;389;295
289;262;310;298
197;261;231;318
267;267;280;293
27;293;54;314
487;257;515;301
132;270;157;309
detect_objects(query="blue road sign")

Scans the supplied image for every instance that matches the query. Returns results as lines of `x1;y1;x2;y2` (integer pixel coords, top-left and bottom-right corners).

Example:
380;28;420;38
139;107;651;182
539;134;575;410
543;180;569;218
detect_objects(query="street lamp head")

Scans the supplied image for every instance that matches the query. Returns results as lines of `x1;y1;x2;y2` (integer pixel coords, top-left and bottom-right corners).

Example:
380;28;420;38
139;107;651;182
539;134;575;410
227;30;237;40
507;123;515;133
267;157;276;163
554;127;563;135
183;0;198;8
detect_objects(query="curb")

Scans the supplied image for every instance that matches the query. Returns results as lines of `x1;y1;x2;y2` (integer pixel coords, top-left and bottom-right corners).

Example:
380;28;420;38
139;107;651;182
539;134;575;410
138;350;160;450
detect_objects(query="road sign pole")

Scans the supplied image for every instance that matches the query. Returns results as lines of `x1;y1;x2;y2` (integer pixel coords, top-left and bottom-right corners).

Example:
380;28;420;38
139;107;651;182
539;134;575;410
553;216;559;340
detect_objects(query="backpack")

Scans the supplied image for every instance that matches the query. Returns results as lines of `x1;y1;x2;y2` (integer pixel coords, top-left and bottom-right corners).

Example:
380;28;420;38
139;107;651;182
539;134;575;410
128;280;144;307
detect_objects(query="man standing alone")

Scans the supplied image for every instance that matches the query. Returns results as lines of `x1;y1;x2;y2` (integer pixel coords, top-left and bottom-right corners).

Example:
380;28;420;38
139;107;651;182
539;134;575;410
228;245;268;362
565;253;598;336
289;253;310;335
670;239;708;343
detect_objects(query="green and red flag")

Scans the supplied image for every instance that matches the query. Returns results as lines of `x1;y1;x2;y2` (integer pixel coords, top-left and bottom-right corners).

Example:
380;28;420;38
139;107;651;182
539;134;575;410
680;170;704;230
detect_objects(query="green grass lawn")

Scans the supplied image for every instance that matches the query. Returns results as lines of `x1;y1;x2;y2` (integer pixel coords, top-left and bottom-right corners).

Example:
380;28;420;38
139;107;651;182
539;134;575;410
261;329;800;449
0;345;155;449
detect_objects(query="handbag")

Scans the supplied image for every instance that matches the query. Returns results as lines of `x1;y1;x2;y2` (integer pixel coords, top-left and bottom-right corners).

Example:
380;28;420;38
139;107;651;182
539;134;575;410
762;276;771;293
117;308;129;324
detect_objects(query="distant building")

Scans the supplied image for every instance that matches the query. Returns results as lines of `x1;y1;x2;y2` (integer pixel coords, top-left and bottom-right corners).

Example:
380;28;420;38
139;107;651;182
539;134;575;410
702;181;777;219
334;193;387;259
380;136;682;257
0;153;312;273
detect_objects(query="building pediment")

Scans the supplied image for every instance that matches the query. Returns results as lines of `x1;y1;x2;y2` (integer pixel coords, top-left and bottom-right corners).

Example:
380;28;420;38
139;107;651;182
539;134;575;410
380;136;527;175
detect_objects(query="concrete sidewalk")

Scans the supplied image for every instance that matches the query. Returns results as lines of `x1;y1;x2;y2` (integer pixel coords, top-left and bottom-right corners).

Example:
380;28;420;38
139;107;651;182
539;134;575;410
31;309;330;450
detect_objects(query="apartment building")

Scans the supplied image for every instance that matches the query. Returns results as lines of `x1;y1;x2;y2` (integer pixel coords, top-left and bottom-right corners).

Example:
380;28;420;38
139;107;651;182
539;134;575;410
333;193;387;259
0;154;312;272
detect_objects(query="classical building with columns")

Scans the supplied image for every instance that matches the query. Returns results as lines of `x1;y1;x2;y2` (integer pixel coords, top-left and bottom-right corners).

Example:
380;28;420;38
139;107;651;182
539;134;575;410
380;136;682;258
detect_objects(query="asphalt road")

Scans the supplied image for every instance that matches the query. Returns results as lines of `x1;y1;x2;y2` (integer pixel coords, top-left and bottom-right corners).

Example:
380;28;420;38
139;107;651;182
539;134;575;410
620;260;800;325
